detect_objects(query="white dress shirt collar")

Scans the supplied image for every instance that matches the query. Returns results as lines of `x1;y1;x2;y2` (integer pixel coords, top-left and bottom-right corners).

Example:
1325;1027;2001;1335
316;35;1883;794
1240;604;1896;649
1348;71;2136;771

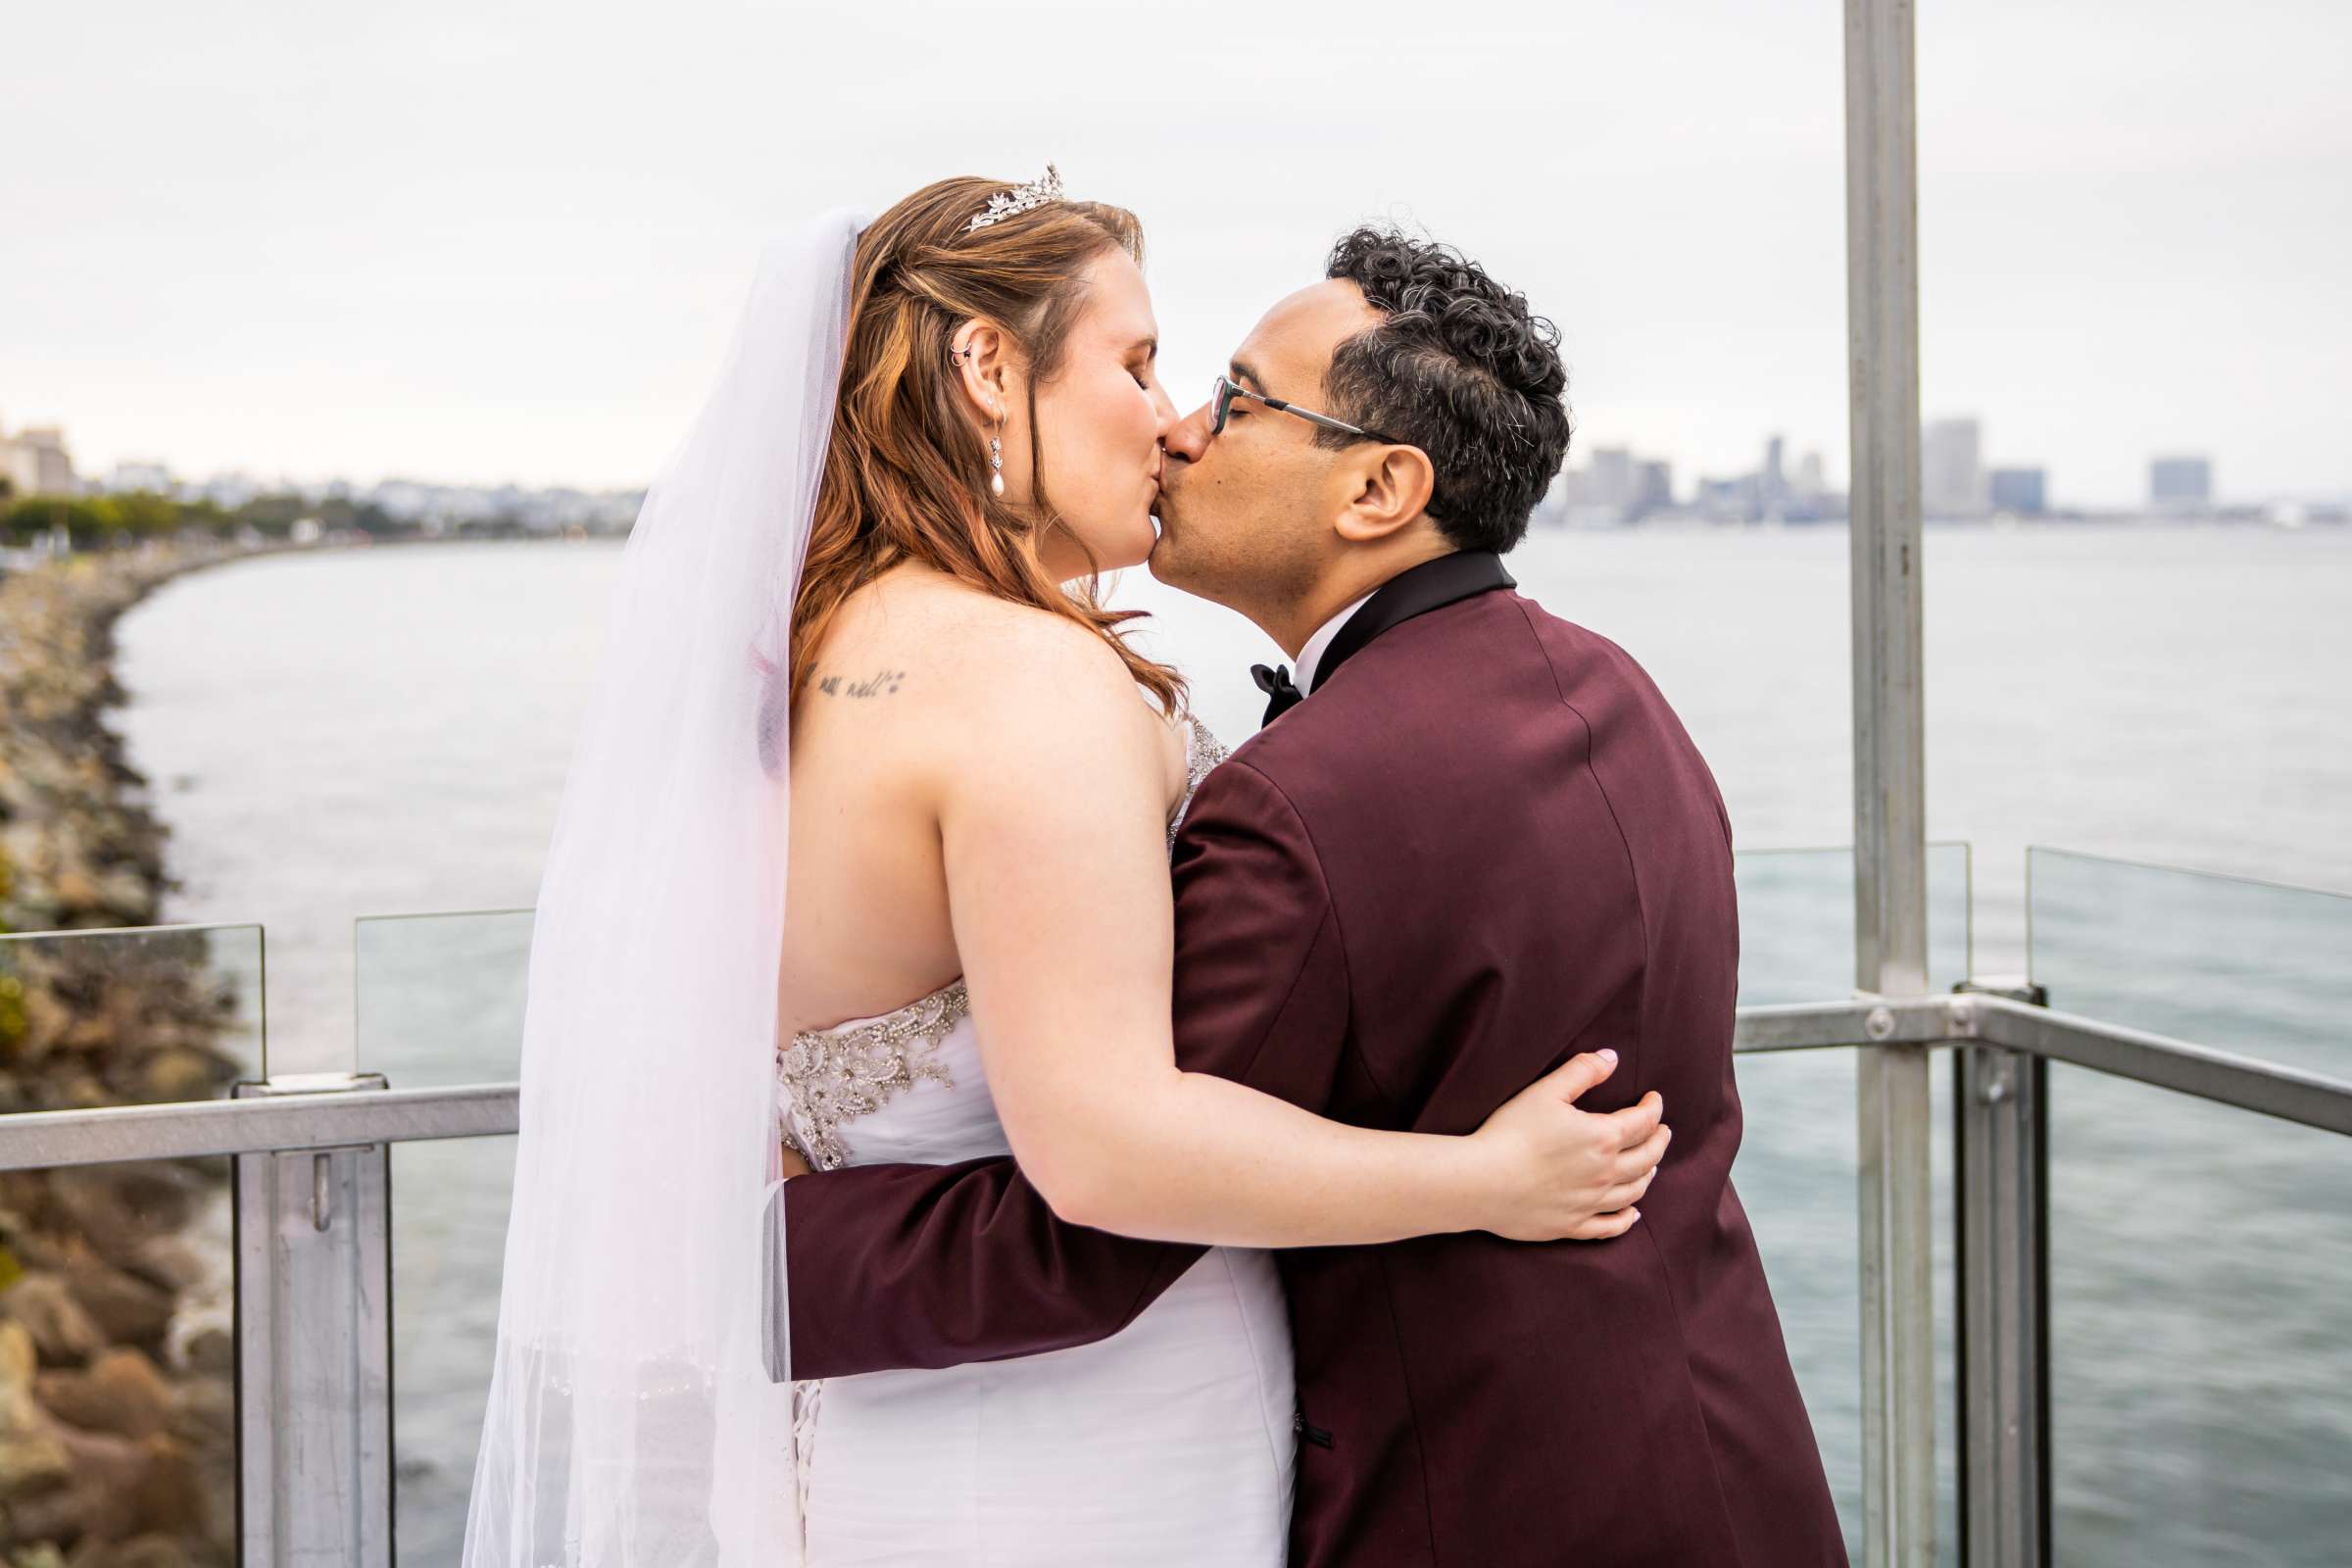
1294;592;1377;696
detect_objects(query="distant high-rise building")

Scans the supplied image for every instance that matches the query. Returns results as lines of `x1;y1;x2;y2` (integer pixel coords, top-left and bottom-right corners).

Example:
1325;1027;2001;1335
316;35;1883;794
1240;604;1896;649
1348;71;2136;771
1987;467;2047;516
1585;446;1635;512
2150;455;2213;512
1634;460;1673;516
1794;451;1827;501
1922;417;1985;518
1753;435;1794;517
1555;445;1674;525
0;417;79;498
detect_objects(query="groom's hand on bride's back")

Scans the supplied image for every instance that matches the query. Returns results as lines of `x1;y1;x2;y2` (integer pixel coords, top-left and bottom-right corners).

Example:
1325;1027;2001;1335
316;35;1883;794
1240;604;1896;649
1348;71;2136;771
1468;1050;1669;1244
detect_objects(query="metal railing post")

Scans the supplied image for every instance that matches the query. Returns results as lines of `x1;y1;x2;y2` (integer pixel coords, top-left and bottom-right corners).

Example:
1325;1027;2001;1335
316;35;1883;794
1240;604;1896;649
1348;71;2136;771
1844;0;1936;1560
232;1073;394;1567
1953;982;2051;1568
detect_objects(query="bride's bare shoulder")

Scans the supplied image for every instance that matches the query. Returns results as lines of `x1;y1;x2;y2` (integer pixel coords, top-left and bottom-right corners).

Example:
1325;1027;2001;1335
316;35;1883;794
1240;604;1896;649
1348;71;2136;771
831;566;1160;747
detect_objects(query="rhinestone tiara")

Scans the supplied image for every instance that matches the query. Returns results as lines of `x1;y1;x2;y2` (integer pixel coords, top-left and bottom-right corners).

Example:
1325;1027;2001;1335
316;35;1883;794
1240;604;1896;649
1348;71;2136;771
966;165;1064;232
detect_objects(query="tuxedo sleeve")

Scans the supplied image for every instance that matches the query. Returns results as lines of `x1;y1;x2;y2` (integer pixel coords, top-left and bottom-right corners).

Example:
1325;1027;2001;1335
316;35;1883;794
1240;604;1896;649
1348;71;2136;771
783;756;1349;1379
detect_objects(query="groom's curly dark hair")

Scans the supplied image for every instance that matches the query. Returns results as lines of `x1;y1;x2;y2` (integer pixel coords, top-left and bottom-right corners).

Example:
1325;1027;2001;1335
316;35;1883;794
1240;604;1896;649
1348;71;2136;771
1319;226;1573;554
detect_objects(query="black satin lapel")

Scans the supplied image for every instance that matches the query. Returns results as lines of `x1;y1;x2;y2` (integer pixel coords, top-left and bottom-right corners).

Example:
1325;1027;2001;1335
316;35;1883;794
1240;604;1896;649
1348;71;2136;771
1313;551;1517;692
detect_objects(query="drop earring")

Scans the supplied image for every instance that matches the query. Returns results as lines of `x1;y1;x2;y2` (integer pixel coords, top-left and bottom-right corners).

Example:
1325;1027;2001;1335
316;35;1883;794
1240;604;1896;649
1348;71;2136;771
988;402;1005;498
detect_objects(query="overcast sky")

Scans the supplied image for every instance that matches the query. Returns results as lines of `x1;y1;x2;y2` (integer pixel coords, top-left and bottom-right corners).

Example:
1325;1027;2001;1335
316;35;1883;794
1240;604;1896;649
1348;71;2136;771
6;0;2346;507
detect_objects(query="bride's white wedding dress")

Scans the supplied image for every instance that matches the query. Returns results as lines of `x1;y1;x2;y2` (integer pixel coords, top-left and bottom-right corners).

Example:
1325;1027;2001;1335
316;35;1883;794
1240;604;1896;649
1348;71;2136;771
775;713;1297;1567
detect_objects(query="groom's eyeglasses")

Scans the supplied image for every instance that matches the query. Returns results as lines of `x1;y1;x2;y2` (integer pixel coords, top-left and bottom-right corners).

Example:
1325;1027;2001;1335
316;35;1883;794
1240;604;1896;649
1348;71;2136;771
1209;374;1401;447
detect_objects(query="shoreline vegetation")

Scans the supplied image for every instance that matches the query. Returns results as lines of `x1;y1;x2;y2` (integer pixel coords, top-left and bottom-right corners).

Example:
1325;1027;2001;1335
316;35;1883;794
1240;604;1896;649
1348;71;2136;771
0;537;306;1567
2;492;402;551
0;490;610;552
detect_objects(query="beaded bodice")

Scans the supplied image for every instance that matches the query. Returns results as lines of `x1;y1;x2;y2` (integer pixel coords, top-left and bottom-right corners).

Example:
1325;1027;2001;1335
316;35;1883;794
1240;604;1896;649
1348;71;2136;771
776;713;1228;1172
776;982;973;1171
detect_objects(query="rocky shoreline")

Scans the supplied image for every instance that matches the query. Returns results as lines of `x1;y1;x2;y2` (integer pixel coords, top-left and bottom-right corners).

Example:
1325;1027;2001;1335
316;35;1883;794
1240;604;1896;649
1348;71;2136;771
0;540;298;1568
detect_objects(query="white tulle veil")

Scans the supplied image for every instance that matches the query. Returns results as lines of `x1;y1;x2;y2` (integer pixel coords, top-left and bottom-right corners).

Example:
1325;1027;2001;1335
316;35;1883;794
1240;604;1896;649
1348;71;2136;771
461;207;864;1565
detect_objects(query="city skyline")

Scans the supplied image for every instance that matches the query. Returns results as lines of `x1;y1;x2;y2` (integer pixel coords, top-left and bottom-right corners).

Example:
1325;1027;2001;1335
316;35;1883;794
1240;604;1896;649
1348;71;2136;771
1537;418;2326;527
9;408;2328;534
6;2;2348;507
9;366;2340;522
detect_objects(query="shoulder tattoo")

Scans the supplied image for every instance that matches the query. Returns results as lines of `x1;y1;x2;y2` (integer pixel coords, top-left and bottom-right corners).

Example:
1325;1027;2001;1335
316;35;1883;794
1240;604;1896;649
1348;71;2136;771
812;667;907;700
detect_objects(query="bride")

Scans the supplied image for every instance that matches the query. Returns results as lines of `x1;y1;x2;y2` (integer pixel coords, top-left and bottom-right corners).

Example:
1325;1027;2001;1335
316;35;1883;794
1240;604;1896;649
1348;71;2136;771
462;172;1664;1567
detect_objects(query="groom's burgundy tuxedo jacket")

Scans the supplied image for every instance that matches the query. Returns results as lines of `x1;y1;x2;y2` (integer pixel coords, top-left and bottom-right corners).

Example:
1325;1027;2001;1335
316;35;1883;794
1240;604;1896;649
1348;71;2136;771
784;551;1847;1567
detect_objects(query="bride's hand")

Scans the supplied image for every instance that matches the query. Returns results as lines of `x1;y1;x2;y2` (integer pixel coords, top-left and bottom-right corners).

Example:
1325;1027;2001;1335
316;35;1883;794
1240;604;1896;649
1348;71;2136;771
778;1141;813;1180
1467;1051;1668;1242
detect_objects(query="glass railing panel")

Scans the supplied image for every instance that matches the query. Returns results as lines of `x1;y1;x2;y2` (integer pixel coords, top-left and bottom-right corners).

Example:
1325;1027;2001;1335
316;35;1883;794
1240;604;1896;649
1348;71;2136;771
1729;1046;1866;1558
0;921;265;1564
1731;844;1970;1562
354;907;530;1565
0;921;268;1101
2029;847;2347;1078
2031;848;2352;1566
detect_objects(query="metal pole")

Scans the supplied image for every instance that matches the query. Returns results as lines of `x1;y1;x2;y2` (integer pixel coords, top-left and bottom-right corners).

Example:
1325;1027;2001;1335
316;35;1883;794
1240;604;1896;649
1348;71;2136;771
233;1074;394;1567
1956;1038;2049;1568
1844;0;1936;1562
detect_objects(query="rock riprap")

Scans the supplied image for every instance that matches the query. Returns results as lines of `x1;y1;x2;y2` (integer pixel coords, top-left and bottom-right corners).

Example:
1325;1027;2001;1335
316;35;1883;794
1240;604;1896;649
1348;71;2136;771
1;540;294;1567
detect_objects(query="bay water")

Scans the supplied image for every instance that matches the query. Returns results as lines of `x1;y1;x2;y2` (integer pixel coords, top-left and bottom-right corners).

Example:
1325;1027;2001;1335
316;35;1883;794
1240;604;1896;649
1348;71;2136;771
112;523;2352;1561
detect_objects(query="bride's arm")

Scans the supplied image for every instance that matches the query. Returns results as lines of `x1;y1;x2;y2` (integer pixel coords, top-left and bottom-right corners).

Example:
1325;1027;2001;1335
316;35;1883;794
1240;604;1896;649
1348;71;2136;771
932;620;1663;1250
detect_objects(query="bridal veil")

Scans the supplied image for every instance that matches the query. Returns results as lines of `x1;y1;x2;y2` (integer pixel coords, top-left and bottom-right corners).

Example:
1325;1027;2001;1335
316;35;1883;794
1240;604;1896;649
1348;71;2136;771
461;208;861;1565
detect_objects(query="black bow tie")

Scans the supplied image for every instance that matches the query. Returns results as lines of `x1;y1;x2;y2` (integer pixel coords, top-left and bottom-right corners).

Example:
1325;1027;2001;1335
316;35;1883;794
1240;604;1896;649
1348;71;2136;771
1250;662;1304;727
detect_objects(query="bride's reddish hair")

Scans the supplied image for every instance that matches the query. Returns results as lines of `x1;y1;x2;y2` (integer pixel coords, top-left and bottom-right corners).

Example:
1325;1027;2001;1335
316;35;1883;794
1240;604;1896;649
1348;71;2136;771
780;176;1185;749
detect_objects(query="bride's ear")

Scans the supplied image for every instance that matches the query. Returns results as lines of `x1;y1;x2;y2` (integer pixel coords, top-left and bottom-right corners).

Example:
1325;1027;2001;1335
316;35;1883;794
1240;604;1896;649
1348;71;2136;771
949;318;1015;425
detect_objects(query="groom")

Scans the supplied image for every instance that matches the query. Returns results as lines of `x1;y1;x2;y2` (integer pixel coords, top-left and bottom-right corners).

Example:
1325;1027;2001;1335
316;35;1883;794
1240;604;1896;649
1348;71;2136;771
781;226;1846;1565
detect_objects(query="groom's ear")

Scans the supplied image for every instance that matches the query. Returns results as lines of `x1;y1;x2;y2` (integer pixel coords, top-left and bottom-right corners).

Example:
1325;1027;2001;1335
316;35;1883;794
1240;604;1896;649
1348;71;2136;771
949;318;1016;420
1333;443;1438;544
